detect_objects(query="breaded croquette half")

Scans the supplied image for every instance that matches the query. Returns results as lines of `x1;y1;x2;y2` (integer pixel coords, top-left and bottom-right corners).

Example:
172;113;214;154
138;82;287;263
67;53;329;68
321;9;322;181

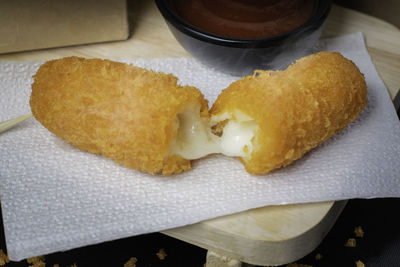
30;57;209;175
210;52;367;174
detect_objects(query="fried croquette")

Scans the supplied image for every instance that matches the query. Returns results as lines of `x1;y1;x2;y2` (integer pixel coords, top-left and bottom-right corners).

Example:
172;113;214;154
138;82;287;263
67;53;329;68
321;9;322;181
30;57;209;175
210;51;367;174
30;52;367;176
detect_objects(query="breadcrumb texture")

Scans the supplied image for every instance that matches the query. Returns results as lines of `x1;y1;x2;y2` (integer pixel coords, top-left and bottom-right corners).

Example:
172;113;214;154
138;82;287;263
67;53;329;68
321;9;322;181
30;57;208;175
156;248;167;260
124;257;137;267
26;256;46;267
345;238;357;247
0;249;10;266
211;52;367;174
354;226;365;237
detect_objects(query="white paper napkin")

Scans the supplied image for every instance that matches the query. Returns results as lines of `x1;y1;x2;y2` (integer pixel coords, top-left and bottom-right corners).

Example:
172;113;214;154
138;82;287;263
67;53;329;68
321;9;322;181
1;32;399;261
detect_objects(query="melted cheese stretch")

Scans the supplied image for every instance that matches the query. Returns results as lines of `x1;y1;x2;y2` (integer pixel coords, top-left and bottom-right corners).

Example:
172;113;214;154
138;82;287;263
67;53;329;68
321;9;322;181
169;104;257;159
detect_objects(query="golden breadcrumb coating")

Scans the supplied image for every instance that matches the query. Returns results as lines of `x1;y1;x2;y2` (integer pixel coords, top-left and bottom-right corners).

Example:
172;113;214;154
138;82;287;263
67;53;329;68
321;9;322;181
354;226;364;237
30;57;208;175
211;52;367;174
0;249;10;266
345;238;357;247
156;248;167;260
124;257;137;267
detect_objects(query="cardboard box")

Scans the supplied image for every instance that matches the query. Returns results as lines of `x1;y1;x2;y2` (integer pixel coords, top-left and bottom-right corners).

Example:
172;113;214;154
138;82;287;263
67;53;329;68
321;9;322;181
0;0;129;54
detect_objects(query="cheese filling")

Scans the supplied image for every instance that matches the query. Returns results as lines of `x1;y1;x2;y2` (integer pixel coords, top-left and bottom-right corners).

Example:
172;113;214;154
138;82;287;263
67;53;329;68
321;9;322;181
169;105;257;159
219;119;256;157
169;105;220;159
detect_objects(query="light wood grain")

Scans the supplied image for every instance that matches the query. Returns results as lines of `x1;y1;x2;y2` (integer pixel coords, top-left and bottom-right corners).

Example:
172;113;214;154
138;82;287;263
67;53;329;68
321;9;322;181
1;1;398;266
0;0;188;60
0;0;129;54
163;201;346;266
0;114;32;134
323;5;400;99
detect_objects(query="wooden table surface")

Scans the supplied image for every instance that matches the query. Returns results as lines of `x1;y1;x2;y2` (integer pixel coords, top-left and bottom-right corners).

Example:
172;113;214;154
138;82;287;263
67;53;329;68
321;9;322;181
1;2;399;266
0;2;398;100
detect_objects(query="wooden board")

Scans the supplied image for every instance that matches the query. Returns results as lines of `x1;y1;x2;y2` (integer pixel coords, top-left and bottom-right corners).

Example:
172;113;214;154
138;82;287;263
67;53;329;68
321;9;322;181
0;1;399;266
163;201;347;266
322;5;400;99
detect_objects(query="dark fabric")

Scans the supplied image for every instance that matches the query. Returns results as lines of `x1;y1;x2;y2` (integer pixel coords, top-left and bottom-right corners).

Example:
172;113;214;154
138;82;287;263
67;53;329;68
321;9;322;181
291;198;400;267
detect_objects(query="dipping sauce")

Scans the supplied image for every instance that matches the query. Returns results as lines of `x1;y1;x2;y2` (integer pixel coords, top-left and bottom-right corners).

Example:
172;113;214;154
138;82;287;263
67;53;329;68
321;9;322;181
172;0;317;39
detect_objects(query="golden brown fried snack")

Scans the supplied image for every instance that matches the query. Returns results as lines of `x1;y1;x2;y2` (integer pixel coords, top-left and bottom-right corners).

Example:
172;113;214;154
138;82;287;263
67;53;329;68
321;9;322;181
30;57;209;175
210;52;367;174
31;52;367;176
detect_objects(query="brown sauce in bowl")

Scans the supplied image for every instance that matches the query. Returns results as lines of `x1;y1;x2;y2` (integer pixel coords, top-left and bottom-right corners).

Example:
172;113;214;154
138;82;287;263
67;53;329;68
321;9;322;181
172;0;317;39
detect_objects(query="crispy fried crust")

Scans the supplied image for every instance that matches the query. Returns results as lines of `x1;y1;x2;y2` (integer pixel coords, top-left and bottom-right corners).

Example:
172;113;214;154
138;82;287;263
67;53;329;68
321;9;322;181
211;52;367;174
30;57;208;175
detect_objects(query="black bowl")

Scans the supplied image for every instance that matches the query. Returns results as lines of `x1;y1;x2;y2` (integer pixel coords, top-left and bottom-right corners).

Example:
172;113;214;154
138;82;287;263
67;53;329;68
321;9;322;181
155;0;332;76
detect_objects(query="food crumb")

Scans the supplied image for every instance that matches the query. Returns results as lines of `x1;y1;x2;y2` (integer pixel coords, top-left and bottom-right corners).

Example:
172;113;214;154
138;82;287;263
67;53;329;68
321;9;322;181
0;249;10;266
53;263;76;267
315;253;323;260
27;256;46;267
124;257;137;267
27;256;45;264
156;248;167;260
355;260;365;267
345;238;357;247
354;226;364;238
286;263;313;267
